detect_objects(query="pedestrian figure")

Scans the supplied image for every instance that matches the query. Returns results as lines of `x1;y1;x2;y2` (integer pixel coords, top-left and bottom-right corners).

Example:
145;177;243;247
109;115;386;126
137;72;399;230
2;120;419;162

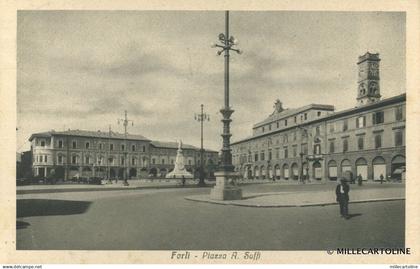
380;174;384;184
182;176;186;187
357;174;363;186
336;178;350;219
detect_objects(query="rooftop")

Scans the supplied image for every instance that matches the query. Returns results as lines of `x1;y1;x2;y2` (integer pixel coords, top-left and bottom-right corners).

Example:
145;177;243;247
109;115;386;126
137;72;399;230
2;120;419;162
150;141;218;153
29;129;150;142
233;93;406;145
253;103;335;128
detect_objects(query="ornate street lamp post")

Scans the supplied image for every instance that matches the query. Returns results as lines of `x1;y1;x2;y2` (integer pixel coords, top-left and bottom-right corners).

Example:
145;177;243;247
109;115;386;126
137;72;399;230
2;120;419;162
194;104;210;186
118;110;134;186
210;11;243;200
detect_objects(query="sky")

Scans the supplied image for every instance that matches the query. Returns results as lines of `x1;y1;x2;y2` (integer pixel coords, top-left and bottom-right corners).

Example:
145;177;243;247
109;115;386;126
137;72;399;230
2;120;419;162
17;11;406;152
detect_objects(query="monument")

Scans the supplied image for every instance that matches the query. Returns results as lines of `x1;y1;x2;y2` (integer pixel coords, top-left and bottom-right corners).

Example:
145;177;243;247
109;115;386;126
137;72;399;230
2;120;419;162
165;140;193;179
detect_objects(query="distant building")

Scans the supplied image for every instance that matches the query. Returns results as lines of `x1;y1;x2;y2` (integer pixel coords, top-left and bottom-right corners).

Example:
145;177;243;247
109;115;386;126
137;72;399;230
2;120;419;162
28;129;218;180
232;52;405;182
16;151;32;179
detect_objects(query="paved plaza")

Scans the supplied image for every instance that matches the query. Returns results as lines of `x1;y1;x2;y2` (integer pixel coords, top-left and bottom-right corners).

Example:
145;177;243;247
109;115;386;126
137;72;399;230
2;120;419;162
16;182;405;250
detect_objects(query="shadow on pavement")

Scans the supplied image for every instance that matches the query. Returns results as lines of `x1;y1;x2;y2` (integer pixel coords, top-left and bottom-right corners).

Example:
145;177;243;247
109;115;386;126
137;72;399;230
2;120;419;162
16;220;31;229
346;213;362;219
17;199;92;218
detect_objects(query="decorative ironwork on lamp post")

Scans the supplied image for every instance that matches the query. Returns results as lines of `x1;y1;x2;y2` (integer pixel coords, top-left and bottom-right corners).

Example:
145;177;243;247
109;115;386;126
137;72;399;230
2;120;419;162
194;104;210;186
211;11;242;172
118;110;134;186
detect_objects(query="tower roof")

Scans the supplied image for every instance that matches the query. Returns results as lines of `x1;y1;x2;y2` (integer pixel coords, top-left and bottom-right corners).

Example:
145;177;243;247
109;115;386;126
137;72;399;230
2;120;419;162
358;52;381;64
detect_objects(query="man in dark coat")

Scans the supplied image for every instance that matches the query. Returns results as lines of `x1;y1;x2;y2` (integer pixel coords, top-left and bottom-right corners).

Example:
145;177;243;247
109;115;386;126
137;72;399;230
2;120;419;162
336;178;350;219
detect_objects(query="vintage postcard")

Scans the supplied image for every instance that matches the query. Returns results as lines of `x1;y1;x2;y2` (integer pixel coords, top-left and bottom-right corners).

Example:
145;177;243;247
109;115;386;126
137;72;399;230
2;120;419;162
0;0;419;266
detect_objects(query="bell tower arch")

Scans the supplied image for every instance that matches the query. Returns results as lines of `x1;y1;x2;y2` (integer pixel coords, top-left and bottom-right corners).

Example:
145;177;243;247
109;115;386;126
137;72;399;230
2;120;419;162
357;52;381;106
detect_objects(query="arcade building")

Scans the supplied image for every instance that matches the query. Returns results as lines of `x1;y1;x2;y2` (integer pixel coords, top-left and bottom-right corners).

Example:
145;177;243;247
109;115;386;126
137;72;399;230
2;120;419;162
231;52;406;182
28;129;218;181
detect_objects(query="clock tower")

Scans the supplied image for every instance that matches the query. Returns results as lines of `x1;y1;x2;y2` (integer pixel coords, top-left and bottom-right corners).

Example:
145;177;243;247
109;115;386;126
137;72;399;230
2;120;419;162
357;52;381;106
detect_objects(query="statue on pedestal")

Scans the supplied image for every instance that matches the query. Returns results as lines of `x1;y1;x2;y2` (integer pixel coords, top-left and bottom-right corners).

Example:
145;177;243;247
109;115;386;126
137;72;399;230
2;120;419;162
165;140;193;179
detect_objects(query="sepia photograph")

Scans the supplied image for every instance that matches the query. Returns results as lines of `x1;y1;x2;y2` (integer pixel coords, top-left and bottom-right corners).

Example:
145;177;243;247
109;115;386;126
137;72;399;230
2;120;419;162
0;1;418;265
14;10;407;252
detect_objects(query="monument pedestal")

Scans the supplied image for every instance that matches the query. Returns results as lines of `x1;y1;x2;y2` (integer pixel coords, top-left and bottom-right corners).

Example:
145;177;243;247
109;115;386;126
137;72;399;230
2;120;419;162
210;171;242;200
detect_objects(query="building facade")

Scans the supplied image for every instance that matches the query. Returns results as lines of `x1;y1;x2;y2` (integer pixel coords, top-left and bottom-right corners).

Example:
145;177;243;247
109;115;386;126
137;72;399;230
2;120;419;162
28;129;218;181
232;52;406;182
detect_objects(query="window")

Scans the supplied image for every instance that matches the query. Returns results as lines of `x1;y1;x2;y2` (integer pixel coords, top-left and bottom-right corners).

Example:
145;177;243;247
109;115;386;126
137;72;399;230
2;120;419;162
120;157;125;165
254;153;258;162
98;157;103;165
395;131;403;146
343;139;348;152
72;155;77;164
317;111;321;117
283;134;288;143
44;155;48;162
395;106;403;121
262;127;265;133
302;143;308;155
99;143;103;150
260;151;265;161
356;116;366;128
373;111;384;125
329;123;335;133
284;119;288;126
294;116;297;123
39;155;43;162
329;141;335;153
301;129;308;139
269;124;271;131
58;155;63;164
132;145;136;151
268;150;272;161
162;159;165;164
72;141;77;149
58;140;63;148
143;145;146;152
293;131;297;141
85;142;90;149
315;126;320;136
275;148;280;159
314;144;321;155
40;140;45;147
121;144;125;151
375;134;382;149
85;156;90;164
276;122;279;128
284;147;288;158
188;160;192;165
152;158;156;164
108;157;114;165
293;146;297;157
132;158;136;165
304;113;307;120
110;143;114;151
343;119;348;131
358;137;364;150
